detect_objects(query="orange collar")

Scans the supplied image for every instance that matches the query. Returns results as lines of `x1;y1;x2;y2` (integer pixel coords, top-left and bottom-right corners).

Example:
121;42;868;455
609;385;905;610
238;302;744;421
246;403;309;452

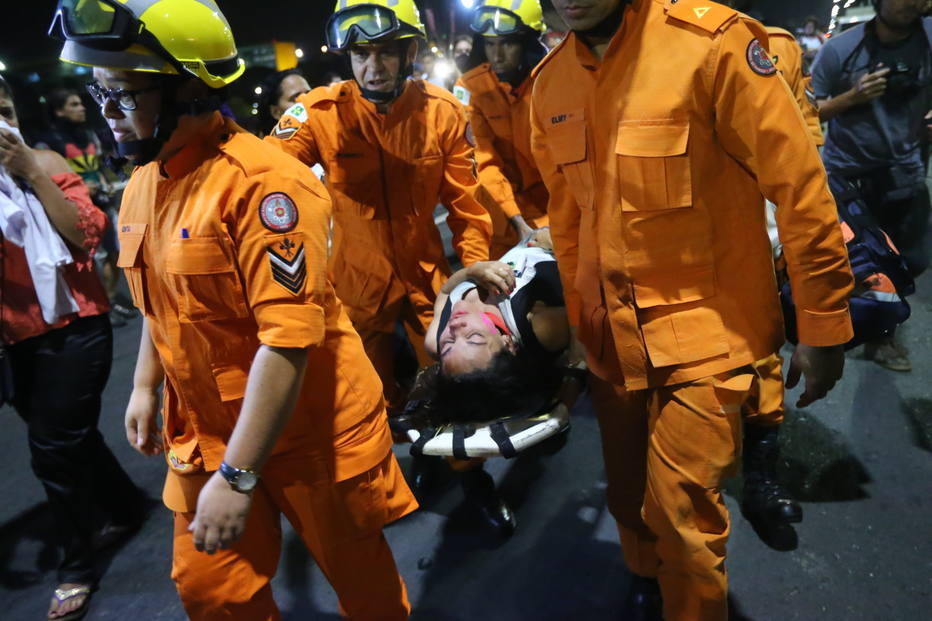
161;112;230;179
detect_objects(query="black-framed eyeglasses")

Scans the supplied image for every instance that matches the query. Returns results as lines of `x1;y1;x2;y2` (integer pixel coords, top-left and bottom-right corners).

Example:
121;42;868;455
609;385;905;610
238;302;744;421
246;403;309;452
86;81;160;111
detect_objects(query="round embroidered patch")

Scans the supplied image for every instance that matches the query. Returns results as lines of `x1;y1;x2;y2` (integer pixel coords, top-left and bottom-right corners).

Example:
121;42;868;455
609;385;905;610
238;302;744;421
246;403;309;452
259;192;299;232
746;39;777;77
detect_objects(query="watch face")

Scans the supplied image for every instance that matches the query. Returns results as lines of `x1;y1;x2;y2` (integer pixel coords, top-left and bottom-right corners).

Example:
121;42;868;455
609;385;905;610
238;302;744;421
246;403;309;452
235;471;259;493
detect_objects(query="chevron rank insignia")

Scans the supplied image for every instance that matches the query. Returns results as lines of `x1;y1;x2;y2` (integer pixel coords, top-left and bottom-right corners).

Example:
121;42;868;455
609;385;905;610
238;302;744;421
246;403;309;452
273;114;301;140
267;237;307;295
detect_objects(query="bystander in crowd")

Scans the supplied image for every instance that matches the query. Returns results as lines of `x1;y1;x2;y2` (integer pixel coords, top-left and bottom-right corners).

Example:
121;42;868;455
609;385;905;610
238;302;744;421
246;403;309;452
0;74;145;621
811;0;932;371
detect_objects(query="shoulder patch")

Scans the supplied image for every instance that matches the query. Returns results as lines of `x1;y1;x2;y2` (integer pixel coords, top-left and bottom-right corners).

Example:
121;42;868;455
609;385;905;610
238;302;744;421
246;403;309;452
259;192;299;233
281;102;308;123
746;38;777;76
666;0;738;34
453;85;471;106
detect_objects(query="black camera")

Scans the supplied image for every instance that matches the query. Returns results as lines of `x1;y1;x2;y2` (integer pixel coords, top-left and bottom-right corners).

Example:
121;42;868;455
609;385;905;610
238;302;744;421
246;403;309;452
873;60;922;97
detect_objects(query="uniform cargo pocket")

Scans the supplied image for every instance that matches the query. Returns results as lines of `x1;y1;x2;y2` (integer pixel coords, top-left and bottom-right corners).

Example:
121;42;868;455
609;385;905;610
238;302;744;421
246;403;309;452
116;223;151;315
546;112;594;210
166;237;248;322
211;365;248;402
616;121;692;211
640;305;729;368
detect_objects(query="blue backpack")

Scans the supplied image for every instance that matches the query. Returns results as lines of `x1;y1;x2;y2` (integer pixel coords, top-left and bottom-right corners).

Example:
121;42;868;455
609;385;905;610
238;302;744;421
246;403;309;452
781;174;914;349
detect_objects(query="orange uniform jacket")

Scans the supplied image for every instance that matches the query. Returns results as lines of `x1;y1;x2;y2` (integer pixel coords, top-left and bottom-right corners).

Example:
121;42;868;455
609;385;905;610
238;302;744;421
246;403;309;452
455;65;549;251
530;0;854;391
266;80;492;323
117;114;393;499
767;26;824;145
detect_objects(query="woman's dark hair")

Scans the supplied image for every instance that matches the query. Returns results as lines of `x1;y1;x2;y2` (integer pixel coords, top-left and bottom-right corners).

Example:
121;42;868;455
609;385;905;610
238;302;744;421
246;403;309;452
427;350;563;424
256;69;305;135
464;31;548;86
48;88;81;115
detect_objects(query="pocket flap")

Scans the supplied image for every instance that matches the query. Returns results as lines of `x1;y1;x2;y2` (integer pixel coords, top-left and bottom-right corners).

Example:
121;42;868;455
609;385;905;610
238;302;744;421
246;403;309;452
632;265;716;309
167;237;234;275
547;114;588;165
116;223;147;268
641;305;729;368
616;121;689;158
211;365;248;402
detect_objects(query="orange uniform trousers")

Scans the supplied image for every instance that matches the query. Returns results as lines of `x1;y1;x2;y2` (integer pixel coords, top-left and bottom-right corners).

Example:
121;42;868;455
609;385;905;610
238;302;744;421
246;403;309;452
742;352;785;427
170;451;417;621
590;364;757;621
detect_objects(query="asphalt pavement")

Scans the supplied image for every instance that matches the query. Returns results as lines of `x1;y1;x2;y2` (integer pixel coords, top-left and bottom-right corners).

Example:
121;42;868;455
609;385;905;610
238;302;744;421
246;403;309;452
1;274;930;620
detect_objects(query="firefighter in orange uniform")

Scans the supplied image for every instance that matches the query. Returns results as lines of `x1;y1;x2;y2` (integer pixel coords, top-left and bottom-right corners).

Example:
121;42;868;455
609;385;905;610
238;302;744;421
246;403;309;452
531;1;854;620
267;0;492;409
50;1;416;619
454;0;551;259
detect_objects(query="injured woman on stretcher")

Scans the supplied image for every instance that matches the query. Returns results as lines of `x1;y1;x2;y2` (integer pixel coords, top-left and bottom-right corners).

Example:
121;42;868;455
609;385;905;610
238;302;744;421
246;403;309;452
392;229;587;462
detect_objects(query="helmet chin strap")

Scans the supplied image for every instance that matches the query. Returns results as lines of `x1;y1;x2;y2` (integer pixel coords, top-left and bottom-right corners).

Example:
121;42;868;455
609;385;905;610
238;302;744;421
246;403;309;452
359;82;406;104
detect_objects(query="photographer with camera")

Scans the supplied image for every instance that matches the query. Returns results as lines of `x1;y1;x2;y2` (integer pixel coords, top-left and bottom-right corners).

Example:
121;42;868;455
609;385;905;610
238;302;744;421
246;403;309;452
812;0;932;371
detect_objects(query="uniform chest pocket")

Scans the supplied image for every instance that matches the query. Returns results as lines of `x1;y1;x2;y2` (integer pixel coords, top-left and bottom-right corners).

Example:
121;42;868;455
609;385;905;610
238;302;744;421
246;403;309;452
166;237;249;323
116;224;151;316
546;116;594;210
616;121;692;212
328;148;381;219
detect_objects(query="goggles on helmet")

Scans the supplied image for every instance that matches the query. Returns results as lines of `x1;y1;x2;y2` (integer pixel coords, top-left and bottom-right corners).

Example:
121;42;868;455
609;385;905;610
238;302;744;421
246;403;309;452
49;0;184;69
326;4;422;51
470;6;525;36
49;0;242;80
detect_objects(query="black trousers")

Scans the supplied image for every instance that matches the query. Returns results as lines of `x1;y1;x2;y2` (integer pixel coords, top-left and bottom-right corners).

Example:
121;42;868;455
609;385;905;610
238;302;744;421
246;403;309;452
10;314;141;584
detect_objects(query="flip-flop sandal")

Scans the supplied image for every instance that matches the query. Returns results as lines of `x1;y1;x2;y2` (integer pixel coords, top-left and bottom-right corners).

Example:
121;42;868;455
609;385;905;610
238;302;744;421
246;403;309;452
49;585;92;621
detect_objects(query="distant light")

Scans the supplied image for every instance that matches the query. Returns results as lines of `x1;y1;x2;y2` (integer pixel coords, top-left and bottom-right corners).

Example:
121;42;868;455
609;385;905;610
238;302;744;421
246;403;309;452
39;96;46;103
0;60;6;71
73;66;89;75
251;108;258;115
460;0;476;8
254;86;262;95
27;72;40;83
295;48;304;58
430;46;439;54
433;59;455;81
320;45;328;53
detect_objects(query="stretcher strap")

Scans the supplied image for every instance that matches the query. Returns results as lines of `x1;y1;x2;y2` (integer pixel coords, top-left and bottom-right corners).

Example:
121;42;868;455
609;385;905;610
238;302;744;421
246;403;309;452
489;422;518;459
452;425;468;461
410;427;436;457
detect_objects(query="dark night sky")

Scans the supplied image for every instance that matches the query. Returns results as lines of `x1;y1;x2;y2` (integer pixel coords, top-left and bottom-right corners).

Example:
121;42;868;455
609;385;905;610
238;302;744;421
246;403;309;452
0;0;836;71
